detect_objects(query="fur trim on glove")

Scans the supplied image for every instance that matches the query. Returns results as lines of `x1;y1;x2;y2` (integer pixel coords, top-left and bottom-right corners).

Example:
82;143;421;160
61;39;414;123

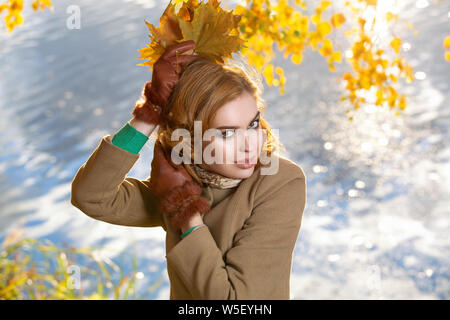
170;196;210;231
160;180;211;231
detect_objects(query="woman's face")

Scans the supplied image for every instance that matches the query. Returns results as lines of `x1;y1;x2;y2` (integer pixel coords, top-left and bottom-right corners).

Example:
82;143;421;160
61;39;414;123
199;91;265;179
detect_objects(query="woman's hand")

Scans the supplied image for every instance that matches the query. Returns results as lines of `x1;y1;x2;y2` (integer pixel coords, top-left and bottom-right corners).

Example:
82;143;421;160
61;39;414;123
180;212;204;234
148;141;192;199
149;141;210;233
148;40;198;109
132;40;198;125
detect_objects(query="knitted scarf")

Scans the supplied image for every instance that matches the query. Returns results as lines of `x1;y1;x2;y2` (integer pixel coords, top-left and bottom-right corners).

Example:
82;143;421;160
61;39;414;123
192;164;243;189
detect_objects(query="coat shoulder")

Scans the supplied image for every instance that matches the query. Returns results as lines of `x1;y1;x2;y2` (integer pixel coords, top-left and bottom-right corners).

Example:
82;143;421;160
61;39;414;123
258;154;306;183
254;154;306;200
278;155;306;180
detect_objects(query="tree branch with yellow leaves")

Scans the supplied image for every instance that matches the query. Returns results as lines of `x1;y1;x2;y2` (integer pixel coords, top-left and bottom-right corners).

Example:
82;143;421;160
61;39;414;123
0;0;53;33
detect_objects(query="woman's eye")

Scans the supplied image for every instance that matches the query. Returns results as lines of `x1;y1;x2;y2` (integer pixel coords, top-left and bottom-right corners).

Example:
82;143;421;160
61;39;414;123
221;130;235;138
249;119;260;129
220;120;260;139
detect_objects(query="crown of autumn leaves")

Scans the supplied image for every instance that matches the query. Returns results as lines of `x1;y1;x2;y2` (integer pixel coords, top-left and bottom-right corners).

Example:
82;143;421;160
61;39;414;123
137;0;247;70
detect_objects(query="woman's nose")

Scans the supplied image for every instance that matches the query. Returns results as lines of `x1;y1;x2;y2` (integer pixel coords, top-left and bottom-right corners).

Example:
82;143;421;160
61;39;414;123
238;130;253;152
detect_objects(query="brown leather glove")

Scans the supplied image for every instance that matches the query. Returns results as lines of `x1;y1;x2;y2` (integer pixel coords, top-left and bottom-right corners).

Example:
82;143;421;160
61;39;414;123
149;140;210;232
132;40;198;125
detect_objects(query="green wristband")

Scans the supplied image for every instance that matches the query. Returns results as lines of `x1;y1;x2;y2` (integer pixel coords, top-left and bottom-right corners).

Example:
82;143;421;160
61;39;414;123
111;121;149;154
181;224;203;239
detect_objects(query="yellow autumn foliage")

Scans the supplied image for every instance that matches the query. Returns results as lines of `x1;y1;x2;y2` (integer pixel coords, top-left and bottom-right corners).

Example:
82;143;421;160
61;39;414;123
0;0;52;33
229;0;421;119
2;0;447;120
138;0;245;69
444;36;450;61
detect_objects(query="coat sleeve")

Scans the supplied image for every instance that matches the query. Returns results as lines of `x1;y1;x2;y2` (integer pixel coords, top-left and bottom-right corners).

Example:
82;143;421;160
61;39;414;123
70;134;166;230
165;173;306;299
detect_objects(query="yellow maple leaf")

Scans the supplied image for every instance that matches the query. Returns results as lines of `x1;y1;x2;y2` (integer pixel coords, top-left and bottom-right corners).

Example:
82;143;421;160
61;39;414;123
390;37;401;54
386;12;397;22
364;0;378;6
248;51;265;71
331;13;346;28
138;3;187;70
263;64;274;86
311;14;321;25
291;52;303;64
319;38;333;57
294;0;307;10
178;0;246;64
320;1;332;11
147;5;183;48
444;36;450;49
398;95;406;110
317;21;332;37
331;51;342;63
32;0;53;12
173;0;190;14
315;0;331;15
138;0;246;69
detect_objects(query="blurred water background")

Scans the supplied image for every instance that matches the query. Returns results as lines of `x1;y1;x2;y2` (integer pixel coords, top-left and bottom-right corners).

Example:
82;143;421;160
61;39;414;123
0;0;448;299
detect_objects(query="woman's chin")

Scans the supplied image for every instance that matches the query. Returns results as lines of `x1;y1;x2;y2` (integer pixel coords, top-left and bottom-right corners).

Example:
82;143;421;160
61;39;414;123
229;164;255;178
203;163;256;179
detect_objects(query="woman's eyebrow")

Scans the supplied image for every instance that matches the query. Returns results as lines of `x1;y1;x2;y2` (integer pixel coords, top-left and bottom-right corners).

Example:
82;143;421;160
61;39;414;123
216;110;260;130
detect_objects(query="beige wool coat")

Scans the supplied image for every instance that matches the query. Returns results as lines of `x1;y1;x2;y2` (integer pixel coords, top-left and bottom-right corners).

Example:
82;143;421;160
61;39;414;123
70;134;307;300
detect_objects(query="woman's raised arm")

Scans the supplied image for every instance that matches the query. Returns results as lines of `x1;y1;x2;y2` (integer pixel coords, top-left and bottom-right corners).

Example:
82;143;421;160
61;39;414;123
70;120;166;229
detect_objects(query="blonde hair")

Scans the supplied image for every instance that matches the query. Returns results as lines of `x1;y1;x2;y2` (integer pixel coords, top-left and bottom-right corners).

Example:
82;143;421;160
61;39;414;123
154;57;284;184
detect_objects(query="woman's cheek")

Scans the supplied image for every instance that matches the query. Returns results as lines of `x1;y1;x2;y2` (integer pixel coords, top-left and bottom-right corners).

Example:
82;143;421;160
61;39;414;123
205;138;235;165
215;139;236;165
256;128;265;156
201;138;224;165
204;129;264;166
242;128;264;160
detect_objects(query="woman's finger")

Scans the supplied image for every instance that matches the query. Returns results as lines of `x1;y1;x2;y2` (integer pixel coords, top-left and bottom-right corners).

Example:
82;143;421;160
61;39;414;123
162;40;196;59
166;54;198;66
166;55;199;74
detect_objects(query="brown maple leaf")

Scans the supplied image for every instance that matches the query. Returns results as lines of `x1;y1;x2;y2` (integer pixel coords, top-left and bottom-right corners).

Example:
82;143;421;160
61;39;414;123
178;0;246;64
138;0;246;70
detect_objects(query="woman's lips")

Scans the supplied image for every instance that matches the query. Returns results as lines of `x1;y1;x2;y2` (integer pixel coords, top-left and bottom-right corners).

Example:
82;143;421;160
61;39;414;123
235;162;255;169
235;157;256;169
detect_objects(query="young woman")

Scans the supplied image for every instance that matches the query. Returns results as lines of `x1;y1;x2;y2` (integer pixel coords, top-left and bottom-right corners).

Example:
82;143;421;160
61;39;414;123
71;40;307;300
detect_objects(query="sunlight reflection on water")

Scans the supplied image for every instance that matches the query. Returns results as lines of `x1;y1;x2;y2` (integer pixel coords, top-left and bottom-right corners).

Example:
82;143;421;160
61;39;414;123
0;0;448;299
